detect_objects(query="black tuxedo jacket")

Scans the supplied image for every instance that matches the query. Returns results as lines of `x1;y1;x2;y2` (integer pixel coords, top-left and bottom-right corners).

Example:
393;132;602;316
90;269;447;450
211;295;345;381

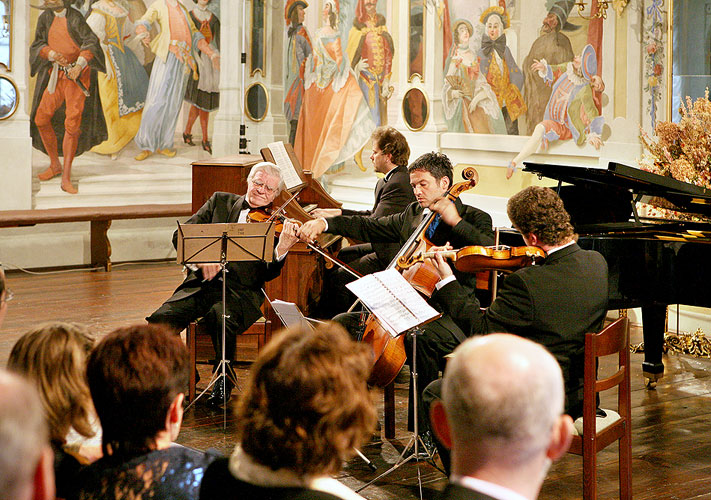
438;483;501;500
327;198;494;294
432;243;608;416
341;165;415;263
166;192;285;328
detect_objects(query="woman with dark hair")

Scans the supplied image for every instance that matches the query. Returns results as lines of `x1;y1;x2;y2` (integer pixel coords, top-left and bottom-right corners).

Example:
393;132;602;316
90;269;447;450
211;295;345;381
69;324;216;500
7;322;98;499
200;323;376;500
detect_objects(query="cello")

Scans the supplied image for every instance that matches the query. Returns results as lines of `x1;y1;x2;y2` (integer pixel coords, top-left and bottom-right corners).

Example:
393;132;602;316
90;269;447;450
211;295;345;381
362;167;480;387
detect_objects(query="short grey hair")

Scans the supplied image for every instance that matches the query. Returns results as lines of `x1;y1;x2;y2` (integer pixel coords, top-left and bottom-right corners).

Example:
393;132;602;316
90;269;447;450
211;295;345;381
0;369;49;500
248;162;285;195
442;334;565;466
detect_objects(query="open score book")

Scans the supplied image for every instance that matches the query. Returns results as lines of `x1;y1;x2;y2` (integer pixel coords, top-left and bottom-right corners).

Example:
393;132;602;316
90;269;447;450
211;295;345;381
346;268;441;337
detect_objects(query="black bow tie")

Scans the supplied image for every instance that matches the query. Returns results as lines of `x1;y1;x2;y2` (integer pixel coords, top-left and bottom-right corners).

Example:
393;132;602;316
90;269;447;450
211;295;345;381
481;34;507;59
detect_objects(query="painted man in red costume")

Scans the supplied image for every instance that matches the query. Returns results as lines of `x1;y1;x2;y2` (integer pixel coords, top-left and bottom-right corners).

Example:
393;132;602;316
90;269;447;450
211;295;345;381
30;0;106;194
346;0;394;127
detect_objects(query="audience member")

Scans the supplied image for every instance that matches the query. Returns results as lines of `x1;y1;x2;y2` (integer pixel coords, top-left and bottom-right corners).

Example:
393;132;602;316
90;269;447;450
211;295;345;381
69;324;216;500
199;323;376;500
430;334;573;500
0;368;55;500
7;322;98;497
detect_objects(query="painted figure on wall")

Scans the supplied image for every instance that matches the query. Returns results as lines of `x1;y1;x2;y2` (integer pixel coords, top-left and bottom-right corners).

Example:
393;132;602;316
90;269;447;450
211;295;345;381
86;0;149;159
183;0;220;155
294;0;375;178
347;0;394;127
443;19;505;134
508;44;605;178
133;0;219;161
478;5;526;135
284;0;312;146
521;0;576;135
30;0;107;194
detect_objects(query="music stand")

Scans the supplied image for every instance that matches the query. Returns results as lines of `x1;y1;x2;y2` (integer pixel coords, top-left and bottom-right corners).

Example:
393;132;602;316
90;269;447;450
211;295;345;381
345;270;442;499
178;221;275;419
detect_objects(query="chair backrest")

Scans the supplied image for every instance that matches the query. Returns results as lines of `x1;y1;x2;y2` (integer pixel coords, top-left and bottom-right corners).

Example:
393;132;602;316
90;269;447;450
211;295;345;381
581;316;630;439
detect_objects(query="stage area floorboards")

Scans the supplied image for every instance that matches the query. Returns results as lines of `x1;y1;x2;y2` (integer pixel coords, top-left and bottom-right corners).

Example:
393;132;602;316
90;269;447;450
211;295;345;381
1;262;710;500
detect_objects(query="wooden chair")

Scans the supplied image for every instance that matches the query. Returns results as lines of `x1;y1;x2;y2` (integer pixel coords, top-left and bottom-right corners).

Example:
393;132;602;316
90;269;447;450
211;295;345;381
185;318;272;402
568;317;632;500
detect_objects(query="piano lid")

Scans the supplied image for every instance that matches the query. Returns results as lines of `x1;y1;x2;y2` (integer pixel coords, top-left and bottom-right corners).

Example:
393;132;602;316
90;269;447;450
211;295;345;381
523;161;711;215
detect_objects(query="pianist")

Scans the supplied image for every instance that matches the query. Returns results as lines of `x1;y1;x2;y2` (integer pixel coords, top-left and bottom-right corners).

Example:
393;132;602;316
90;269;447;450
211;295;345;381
146;162;300;407
309;125;416;315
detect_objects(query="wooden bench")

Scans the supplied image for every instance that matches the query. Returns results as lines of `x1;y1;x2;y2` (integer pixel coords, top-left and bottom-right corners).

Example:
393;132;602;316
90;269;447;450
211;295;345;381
0;203;192;270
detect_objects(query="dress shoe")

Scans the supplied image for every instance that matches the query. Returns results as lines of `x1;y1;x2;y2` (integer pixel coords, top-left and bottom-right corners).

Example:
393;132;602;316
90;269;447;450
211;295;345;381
183;132;195;146
135;150;152;161
202;140;212;154
206;375;233;408
416;430;437;460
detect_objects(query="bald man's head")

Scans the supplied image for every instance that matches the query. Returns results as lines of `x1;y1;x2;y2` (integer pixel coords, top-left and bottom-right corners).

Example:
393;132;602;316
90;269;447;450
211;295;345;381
442;334;566;467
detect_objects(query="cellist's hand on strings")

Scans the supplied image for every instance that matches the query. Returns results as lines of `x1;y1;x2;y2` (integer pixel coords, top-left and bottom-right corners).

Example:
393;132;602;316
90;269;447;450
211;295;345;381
426;243;455;280
276;219;300;257
298;218;327;243
198;263;221;281
429;196;462;227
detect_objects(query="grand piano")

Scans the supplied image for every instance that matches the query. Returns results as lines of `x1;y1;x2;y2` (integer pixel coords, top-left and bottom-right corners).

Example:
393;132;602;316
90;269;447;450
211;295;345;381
522;161;711;383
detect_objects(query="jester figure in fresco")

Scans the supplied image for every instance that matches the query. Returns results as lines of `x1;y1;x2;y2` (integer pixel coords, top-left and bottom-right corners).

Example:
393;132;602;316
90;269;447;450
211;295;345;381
508;44;605;179
86;0;150;159
30;0;107;194
133;0;219;161
183;0;220;155
521;0;577;135
293;0;375;178
442;19;505;134
347;0;394;127
284;0;312;146
477;5;526;135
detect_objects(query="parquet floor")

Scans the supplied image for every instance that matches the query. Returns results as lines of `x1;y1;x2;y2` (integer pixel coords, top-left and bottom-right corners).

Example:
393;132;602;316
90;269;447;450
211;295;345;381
1;262;710;500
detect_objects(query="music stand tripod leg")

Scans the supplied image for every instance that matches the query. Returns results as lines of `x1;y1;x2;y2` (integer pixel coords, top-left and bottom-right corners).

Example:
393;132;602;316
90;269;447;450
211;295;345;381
355;327;437;499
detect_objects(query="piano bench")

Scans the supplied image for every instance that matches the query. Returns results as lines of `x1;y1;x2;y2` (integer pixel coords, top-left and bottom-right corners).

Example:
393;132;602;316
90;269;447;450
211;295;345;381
186;318;272;403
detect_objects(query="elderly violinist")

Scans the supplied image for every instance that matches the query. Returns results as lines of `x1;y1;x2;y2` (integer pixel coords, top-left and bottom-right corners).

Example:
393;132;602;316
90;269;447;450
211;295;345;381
423;186;608;470
147;162;300;407
298;151;494;440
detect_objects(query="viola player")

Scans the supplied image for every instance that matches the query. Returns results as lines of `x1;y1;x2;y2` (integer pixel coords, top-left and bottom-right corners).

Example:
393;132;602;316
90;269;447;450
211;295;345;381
298;151;495;445
147;162;300;407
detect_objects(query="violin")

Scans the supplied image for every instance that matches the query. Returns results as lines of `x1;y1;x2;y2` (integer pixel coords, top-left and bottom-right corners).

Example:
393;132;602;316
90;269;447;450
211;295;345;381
246;207;288;234
362;167;479;387
399;245;547;273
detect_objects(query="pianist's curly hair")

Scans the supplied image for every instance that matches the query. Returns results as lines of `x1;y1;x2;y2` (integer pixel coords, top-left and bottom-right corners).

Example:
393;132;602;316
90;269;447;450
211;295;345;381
507;186;576;246
237;323;376;476
372;126;410;168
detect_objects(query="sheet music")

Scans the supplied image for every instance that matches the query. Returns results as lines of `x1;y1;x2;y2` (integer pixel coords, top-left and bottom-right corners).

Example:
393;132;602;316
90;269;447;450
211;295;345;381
346;269;440;337
267;141;303;190
269;299;314;331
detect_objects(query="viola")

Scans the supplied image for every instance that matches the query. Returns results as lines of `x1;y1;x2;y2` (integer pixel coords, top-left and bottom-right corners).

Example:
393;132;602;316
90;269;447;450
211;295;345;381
362;167;479;387
246;207;287;234
399;245;547;273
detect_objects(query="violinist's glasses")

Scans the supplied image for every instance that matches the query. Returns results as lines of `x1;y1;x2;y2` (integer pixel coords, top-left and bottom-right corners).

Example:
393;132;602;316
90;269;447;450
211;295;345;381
251;180;279;194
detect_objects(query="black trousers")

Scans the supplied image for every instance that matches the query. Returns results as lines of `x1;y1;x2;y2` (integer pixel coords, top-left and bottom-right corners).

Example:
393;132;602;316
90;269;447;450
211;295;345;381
146;279;254;363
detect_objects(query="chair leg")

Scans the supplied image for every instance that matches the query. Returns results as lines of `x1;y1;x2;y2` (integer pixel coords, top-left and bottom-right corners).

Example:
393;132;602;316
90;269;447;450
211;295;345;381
384;381;395;439
620;428;632;499
188;323;197;403
583;439;597;500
